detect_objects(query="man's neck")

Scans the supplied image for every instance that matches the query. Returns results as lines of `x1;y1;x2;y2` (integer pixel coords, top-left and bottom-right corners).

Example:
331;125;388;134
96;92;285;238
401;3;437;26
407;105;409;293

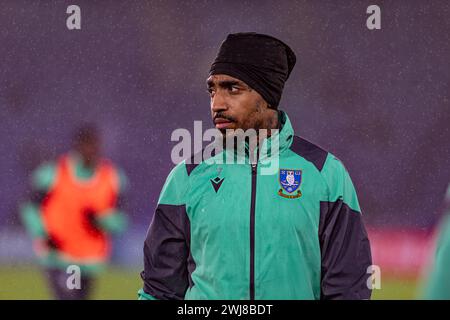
70;151;97;171
261;109;279;138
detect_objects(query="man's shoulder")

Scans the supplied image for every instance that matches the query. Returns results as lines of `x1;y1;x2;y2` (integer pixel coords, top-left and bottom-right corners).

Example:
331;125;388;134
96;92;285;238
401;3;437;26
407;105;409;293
165;146;222;187
289;138;360;209
288;135;330;172
98;157;117;169
103;159;128;192
165;160;191;185
98;157;125;174
31;160;58;191
288;135;349;177
159;160;192;205
184;147;220;177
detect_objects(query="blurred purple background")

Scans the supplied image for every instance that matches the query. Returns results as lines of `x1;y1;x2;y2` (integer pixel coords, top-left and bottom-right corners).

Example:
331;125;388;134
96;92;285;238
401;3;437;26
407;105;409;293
1;0;449;241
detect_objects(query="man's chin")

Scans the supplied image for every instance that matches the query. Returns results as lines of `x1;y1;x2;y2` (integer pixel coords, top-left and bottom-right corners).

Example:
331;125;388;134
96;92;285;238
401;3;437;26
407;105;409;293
219;127;240;138
216;128;236;147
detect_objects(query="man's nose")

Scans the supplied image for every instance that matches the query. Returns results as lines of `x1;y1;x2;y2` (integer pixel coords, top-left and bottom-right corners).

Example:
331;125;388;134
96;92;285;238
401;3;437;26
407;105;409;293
211;91;228;113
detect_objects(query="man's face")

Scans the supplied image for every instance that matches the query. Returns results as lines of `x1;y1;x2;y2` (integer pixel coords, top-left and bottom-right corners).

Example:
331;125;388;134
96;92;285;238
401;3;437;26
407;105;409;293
207;74;269;135
76;138;100;168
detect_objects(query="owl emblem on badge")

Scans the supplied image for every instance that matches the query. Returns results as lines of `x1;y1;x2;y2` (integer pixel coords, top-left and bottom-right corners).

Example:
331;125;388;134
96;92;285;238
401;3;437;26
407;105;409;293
286;171;295;186
278;169;302;199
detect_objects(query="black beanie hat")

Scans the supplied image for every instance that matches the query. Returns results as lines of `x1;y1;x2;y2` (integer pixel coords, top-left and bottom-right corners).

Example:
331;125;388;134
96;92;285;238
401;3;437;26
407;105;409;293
209;32;296;109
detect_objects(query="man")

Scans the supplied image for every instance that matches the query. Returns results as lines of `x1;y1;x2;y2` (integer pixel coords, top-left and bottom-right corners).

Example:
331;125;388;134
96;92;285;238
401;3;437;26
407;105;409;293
20;125;127;300
139;33;372;300
423;183;450;299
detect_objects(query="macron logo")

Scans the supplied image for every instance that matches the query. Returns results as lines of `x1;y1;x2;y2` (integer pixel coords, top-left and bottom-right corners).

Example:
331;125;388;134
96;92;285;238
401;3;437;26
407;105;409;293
210;177;225;193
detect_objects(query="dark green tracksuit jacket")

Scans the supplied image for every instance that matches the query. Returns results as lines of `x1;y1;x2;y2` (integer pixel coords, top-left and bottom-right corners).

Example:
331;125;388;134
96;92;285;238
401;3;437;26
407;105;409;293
139;111;372;300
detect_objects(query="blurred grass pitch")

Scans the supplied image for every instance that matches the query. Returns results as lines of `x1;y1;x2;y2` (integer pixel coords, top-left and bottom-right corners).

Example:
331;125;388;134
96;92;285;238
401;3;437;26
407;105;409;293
0;265;142;300
0;265;419;300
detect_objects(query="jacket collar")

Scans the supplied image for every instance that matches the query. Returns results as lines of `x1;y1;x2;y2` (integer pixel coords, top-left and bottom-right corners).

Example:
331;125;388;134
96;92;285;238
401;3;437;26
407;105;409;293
253;110;294;162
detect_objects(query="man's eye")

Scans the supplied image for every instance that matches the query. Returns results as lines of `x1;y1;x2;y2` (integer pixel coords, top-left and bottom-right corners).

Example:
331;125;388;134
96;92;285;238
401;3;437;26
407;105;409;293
207;88;215;97
229;86;240;93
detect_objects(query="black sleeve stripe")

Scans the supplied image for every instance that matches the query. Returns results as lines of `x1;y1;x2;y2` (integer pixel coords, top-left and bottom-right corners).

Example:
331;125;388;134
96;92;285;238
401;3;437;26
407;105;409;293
319;200;372;300
141;204;196;299
289;136;328;172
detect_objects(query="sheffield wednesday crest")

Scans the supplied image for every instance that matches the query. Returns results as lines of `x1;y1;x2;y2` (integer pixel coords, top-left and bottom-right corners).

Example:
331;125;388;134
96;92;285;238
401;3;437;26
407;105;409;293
278;169;302;199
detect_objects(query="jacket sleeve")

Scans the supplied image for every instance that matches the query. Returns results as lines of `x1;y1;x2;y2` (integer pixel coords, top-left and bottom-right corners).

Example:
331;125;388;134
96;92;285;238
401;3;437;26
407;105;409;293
423;184;450;299
319;154;372;300
19;162;56;240
93;167;129;235
139;162;192;300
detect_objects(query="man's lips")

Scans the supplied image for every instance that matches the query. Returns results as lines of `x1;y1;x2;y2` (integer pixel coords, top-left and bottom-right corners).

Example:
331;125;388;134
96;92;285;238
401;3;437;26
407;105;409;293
214;118;234;129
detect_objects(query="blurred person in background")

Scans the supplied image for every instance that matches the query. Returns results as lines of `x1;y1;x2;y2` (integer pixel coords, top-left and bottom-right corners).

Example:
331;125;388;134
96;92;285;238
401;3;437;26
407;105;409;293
422;183;450;299
19;124;128;300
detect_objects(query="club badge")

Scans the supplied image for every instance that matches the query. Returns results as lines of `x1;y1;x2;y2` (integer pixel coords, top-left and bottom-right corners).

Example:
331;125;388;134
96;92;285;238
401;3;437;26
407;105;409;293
278;169;302;199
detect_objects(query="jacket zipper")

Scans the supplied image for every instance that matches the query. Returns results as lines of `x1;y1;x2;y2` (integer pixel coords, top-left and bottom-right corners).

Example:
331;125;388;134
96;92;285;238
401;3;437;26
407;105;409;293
250;163;257;300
